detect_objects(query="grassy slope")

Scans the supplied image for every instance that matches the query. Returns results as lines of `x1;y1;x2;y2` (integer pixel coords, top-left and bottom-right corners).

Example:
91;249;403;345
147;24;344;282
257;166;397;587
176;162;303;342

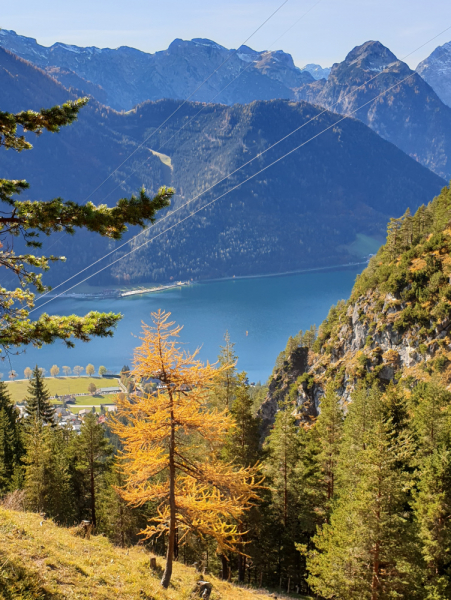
5;377;121;404
0;508;298;600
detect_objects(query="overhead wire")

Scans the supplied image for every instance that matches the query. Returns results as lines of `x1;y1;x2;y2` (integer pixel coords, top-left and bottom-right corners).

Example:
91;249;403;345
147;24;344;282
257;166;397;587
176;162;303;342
82;0;292;204
30;21;451;306
99;0;324;205
30;64;439;314
1;0;296;289
26;0;324;299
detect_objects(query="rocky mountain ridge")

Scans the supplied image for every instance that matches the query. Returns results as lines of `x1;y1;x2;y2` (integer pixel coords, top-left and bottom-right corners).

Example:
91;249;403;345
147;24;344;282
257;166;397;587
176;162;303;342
417;41;451;108
295;40;451;179
0;29;321;111
261;183;451;429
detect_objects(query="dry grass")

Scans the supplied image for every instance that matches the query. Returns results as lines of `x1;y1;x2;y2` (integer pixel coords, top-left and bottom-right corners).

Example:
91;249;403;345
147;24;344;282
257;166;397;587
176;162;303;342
0;508;302;600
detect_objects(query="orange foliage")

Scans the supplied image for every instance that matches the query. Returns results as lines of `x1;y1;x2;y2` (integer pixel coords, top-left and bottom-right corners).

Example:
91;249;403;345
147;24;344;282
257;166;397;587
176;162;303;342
112;310;261;587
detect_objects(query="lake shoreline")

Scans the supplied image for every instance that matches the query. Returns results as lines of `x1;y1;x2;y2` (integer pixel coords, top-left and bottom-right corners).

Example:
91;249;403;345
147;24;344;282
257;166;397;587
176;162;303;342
199;261;368;285
16;266;365;383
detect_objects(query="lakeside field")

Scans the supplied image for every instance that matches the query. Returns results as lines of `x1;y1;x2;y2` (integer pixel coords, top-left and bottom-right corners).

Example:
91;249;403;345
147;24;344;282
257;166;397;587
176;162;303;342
5;376;121;404
68;395;118;411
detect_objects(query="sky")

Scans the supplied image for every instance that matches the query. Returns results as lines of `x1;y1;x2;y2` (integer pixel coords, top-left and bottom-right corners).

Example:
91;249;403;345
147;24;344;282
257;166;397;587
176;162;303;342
2;0;451;69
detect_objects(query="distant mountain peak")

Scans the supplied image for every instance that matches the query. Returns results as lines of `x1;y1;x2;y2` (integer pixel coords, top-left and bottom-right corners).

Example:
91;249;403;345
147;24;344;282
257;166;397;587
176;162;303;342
191;38;226;50
51;42;83;54
301;63;331;80
417;40;451;108
344;40;399;71
0;29;20;38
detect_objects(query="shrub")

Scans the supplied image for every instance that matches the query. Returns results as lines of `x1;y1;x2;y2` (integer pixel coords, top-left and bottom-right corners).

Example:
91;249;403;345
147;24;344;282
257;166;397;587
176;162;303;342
418;343;428;356
435;355;448;372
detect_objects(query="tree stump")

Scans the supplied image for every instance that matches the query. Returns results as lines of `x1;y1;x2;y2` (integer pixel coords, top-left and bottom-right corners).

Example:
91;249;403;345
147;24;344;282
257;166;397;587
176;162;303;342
149;557;157;569
196;581;212;599
81;520;92;540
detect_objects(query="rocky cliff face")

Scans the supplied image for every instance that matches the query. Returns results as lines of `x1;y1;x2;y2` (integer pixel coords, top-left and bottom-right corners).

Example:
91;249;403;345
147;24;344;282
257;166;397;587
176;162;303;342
0;29;314;111
295;41;451;179
259;346;309;438
260;184;451;431
417;41;451;109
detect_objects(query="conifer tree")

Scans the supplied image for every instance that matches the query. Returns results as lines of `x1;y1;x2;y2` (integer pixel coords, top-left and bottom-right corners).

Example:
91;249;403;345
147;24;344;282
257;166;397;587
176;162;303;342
0;98;173;358
410;380;451;457
409;381;451;598
25;366;55;424
113;311;261;588
71;413;113;528
306;386;421;599
23;419;48;513
302;383;344;527
223;372;261;581
23;420;74;522
211;331;238;409
263;400;303;589
0;380;24;493
97;465;138;547
223;373;260;467
264;401;302;527
45;425;76;523
414;449;451;599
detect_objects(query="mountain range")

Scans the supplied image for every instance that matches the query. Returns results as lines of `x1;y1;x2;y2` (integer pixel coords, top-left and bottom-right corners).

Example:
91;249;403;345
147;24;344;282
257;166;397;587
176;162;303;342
295;40;451;180
0;44;445;287
0;29;320;111
1;30;451;181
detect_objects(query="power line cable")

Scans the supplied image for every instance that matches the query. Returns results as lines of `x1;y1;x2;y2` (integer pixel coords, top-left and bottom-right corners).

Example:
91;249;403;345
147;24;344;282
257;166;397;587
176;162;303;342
24;0;323;297
2;0;296;290
99;0;324;205
31;22;451;304
30;66;431;314
82;0;291;204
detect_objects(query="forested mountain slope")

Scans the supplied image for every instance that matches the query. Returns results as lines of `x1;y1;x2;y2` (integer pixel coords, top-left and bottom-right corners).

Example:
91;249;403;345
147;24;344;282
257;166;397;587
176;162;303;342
257;182;451;599
0;29;315;110
262;183;451;423
295;41;451;179
97;98;446;284
0;47;167;200
0;47;170;282
0;47;446;286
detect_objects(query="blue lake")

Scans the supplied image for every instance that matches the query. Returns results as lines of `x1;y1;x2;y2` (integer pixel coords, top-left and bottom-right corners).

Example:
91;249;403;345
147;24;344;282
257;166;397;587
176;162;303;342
7;266;363;383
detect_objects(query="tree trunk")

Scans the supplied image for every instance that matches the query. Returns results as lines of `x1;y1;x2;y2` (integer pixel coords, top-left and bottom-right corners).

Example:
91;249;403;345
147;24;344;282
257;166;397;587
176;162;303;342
119;499;125;548
238;522;245;582
90;441;96;528
221;554;228;580
161;396;176;588
371;539;380;600
174;526;179;560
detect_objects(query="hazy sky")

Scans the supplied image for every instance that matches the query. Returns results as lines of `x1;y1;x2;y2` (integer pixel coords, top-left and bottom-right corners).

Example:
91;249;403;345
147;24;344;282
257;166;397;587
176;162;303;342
2;0;451;69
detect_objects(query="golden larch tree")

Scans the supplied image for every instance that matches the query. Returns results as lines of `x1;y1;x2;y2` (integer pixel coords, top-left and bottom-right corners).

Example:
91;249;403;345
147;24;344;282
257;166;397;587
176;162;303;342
112;310;261;588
